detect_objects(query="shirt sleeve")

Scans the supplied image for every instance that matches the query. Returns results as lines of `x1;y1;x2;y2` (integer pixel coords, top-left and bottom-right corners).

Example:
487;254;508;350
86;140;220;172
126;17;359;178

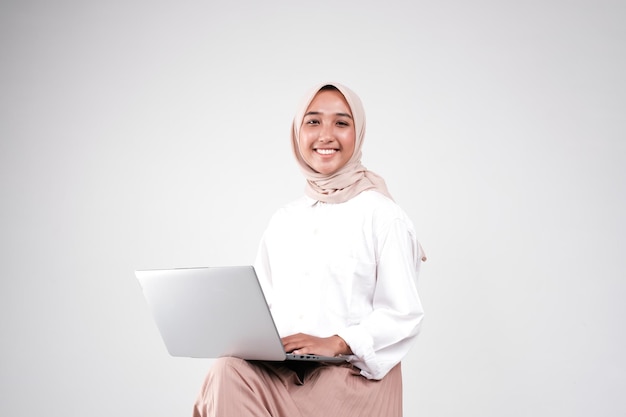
337;217;425;380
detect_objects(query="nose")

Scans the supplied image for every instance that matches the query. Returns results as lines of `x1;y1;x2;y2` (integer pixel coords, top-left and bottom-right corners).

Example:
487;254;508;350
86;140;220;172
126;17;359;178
319;124;334;142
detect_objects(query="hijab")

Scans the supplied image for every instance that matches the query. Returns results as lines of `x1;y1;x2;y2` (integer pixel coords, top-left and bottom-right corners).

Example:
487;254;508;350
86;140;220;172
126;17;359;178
291;82;392;204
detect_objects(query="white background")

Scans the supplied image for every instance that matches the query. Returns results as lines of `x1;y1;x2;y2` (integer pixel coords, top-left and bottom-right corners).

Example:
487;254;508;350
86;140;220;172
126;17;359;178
1;0;624;415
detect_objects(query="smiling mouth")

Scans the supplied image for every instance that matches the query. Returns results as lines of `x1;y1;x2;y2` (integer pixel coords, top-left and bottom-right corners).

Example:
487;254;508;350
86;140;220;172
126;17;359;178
315;148;338;155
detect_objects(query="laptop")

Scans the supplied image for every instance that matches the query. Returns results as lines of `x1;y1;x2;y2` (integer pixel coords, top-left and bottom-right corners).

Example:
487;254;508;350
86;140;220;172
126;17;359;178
135;266;347;362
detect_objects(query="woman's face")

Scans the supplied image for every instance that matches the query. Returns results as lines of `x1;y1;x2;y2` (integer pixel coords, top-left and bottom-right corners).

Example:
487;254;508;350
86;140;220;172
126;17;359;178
298;89;356;175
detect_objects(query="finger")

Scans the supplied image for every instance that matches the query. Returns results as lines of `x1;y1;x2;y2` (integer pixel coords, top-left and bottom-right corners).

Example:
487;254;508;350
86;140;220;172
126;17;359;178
283;339;306;353
281;333;305;344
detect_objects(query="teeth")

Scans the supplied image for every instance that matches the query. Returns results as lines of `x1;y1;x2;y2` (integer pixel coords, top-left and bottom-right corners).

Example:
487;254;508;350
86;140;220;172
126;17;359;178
316;149;337;155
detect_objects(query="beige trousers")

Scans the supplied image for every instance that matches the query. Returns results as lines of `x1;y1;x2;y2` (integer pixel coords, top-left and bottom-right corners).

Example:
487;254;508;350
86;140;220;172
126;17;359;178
192;358;403;417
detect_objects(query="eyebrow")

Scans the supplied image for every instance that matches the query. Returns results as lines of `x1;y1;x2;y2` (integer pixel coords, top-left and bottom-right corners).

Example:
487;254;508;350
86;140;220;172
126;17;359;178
304;111;353;119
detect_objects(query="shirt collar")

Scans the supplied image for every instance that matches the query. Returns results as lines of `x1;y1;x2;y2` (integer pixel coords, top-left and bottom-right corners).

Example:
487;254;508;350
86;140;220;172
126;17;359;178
303;196;320;207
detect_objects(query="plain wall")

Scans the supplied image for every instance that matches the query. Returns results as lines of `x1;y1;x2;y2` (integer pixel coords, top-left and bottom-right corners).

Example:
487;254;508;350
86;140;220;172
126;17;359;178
1;0;625;415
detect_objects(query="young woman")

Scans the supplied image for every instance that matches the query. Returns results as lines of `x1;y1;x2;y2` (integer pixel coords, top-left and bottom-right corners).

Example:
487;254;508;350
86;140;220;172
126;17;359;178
193;82;425;417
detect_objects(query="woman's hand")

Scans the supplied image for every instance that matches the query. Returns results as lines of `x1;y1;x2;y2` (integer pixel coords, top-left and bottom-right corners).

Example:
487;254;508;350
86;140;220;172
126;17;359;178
281;333;353;357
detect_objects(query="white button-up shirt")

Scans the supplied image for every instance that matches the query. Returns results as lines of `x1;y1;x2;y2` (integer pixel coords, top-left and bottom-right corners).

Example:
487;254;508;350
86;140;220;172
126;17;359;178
254;190;424;380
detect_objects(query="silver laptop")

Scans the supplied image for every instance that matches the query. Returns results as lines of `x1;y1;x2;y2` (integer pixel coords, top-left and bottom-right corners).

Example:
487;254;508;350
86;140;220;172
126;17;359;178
135;266;346;362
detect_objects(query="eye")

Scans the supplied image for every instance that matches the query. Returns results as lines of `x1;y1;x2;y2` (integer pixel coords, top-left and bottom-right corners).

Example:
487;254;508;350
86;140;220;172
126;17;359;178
336;120;351;127
305;118;320;125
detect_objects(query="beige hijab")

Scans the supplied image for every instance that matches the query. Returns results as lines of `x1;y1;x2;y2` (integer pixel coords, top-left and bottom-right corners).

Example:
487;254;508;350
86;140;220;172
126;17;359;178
291;82;392;204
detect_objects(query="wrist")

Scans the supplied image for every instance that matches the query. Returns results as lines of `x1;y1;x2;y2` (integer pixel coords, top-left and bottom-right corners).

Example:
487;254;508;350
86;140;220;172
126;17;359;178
332;335;353;355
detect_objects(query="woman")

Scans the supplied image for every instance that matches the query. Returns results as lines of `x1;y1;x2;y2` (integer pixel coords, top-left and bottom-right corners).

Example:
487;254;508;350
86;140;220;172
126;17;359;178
193;82;425;417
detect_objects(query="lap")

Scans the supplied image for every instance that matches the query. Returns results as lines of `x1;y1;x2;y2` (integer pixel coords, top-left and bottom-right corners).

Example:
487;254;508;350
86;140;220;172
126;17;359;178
193;358;403;417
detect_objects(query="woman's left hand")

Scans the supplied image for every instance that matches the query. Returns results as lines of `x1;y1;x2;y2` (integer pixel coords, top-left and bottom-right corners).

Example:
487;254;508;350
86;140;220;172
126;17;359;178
281;333;353;357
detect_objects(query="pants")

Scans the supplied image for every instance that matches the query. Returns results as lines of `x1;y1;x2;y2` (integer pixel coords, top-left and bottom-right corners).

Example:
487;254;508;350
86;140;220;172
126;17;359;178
192;358;403;417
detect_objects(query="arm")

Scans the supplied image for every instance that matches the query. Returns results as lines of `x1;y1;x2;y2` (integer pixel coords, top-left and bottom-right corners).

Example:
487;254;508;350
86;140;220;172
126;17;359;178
337;218;425;379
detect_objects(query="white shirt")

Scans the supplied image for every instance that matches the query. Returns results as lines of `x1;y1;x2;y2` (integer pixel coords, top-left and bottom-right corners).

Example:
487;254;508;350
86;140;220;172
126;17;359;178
254;190;424;380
